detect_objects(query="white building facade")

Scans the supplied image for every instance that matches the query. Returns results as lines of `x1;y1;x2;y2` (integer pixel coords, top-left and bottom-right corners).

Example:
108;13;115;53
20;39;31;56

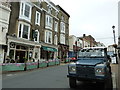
0;2;11;63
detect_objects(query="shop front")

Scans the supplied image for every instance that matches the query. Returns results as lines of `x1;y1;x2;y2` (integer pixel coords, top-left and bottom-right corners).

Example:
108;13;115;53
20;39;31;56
6;36;41;63
58;44;69;62
40;46;57;61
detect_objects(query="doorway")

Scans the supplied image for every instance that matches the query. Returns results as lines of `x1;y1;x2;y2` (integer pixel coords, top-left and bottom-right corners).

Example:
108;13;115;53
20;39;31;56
15;51;26;63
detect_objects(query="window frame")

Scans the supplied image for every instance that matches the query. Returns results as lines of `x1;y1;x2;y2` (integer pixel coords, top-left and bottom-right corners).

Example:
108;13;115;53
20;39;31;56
60;34;65;44
60;22;65;33
45;15;53;30
54;21;58;32
19;2;32;22
35;11;41;26
34;30;40;43
45;30;52;44
54;35;58;45
18;22;30;40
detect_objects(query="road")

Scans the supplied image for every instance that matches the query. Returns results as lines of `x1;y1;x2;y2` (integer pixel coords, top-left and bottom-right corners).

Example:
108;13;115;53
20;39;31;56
2;64;114;89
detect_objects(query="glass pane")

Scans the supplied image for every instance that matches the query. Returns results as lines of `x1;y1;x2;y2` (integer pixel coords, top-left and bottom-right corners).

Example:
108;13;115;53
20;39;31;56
37;13;39;23
24;4;30;18
22;25;29;39
9;50;14;59
19;24;22;37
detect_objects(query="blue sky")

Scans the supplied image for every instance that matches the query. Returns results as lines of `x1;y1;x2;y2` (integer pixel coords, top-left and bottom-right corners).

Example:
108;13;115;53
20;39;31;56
51;0;119;46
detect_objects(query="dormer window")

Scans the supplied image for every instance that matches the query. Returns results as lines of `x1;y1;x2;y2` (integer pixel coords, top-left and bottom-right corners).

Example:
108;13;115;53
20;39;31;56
61;16;64;21
55;11;58;17
47;5;52;14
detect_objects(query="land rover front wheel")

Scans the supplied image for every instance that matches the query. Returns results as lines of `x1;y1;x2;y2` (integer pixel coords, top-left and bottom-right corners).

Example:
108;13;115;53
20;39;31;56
69;78;76;88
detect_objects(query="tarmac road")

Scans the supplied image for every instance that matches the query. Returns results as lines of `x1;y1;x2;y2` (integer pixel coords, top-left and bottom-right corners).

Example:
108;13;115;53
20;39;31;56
2;64;115;89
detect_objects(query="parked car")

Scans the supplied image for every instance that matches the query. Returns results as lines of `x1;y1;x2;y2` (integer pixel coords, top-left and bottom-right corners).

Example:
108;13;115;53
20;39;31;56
70;57;77;62
67;47;112;89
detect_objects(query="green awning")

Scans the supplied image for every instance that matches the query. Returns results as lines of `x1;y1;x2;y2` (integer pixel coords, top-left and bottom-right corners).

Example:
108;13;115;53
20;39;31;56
42;46;57;52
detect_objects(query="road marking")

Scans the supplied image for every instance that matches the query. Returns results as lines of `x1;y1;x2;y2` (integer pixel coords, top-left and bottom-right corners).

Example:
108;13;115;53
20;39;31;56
112;73;116;89
6;74;16;77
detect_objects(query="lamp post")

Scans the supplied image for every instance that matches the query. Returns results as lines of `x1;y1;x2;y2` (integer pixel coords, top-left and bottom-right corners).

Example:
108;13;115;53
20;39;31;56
112;25;118;64
112;25;116;44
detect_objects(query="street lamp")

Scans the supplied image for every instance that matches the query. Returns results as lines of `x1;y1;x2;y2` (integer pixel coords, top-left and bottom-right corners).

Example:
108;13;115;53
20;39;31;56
112;25;118;64
112;25;116;44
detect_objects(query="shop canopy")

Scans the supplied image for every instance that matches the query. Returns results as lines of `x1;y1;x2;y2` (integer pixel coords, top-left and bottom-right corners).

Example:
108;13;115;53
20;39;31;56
42;46;57;52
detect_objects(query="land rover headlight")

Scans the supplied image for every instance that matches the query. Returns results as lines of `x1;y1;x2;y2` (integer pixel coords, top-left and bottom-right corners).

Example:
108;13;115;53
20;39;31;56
95;65;105;76
68;65;76;74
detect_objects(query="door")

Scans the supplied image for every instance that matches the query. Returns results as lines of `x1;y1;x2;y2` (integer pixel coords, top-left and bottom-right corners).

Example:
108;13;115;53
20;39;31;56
16;51;26;63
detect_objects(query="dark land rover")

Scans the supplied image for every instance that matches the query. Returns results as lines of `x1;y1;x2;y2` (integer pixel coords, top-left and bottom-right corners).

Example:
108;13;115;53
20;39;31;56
67;47;112;89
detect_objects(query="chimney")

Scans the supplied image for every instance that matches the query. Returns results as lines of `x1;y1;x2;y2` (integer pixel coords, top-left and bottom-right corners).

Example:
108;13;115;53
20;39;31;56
83;34;86;37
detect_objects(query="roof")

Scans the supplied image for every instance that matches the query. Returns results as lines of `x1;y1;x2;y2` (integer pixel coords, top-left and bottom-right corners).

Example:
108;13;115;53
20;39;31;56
56;5;70;17
83;47;107;49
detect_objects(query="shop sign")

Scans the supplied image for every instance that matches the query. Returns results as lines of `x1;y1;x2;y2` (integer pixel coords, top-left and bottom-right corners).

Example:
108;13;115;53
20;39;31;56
42;46;57;52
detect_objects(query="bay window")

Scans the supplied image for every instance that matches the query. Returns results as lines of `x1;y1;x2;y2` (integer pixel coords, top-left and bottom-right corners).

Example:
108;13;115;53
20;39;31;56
18;22;30;40
19;2;32;22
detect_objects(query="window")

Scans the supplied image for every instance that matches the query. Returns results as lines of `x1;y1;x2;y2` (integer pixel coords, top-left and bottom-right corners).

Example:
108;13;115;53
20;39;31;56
60;22;65;33
19;2;32;22
54;21;58;32
55;11;58;17
45;15;53;29
33;30;39;42
61;16;64;21
47;5;52;14
24;4;30;17
60;34;65;44
35;11;41;25
54;35;57;45
45;31;52;44
18;22;30;40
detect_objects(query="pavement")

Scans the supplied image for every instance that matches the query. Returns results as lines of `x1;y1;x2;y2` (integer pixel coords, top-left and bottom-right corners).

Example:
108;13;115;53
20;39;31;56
111;63;120;90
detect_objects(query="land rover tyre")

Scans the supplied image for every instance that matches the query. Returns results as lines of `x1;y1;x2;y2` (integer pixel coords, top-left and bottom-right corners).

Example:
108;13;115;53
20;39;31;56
69;78;76;88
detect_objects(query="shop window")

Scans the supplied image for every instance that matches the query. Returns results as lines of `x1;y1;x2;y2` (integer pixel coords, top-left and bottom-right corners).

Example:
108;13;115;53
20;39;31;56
35;52;38;59
29;52;33;60
21;46;27;50
9;50;14;59
16;45;20;49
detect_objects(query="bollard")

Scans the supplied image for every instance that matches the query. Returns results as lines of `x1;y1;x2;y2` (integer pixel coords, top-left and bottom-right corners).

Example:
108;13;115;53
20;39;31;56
37;59;39;68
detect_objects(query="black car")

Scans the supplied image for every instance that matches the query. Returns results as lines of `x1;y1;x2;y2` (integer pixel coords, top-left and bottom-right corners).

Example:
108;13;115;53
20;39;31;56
67;47;112;89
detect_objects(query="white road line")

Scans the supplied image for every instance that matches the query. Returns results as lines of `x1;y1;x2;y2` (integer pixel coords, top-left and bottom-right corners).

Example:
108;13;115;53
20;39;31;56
6;74;16;77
